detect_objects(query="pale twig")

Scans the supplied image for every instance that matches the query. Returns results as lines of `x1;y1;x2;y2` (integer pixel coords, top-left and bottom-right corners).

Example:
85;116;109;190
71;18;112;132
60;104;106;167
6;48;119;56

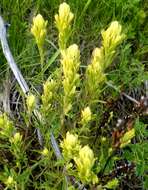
0;16;29;94
106;81;140;105
122;92;140;105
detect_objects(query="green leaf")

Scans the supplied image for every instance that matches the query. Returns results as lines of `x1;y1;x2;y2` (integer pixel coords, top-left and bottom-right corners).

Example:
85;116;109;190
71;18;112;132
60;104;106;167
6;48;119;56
104;178;119;189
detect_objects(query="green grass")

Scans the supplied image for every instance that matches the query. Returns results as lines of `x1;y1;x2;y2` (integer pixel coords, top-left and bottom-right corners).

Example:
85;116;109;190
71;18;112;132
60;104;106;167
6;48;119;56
0;0;147;189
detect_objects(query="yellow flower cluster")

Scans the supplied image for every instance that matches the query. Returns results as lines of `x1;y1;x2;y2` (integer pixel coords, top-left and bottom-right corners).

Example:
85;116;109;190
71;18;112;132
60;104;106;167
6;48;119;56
61;132;81;160
86;21;125;102
61;44;80;114
81;106;92;126
31;14;47;49
31;14;47;64
41;79;56;112
102;21;125;52
61;132;98;184
86;47;106;100
55;2;74;50
74;145;98;184
101;21;126;69
55;2;74;32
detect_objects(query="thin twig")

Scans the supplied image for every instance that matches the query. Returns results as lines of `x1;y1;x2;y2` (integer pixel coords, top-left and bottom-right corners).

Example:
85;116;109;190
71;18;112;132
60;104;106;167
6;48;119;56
122;92;140;105
106;81;140;105
0;16;29;94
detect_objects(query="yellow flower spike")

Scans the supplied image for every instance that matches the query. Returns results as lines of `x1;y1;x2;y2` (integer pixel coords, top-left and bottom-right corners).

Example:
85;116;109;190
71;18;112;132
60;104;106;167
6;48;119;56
120;128;135;148
31;14;47;65
78;146;95;168
85;21;125;104
65;43;79;57
74;145;98;184
101;21;125;54
55;2;74;49
55;2;74;32
31;14;47;48
81;107;92;125
61;132;81;160
26;94;36;113
41;79;57;116
86;47;106;101
41;79;56;109
61;44;80;114
62;44;80;77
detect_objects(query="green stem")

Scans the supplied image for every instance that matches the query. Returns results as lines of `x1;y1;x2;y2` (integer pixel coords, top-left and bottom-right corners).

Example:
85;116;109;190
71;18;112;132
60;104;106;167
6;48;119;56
39;46;44;81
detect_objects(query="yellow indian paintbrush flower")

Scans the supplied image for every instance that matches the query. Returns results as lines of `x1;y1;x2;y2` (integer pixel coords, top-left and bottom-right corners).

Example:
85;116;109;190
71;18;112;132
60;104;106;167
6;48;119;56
31;14;47;64
86;47;106;100
55;2;74;32
85;21;125;104
55;2;74;49
31;14;47;48
61;131;81;160
101;21;125;51
74;145;98;184
61;44;80;114
61;44;80;78
41;79;56;110
101;21;125;68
